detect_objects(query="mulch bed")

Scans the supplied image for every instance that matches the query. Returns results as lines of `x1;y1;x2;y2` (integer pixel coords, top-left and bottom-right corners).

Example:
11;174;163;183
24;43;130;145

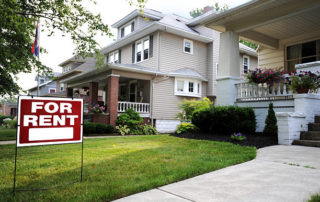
171;133;278;149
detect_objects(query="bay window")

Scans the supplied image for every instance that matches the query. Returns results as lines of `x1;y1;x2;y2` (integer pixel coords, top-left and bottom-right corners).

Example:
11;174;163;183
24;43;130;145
175;78;201;97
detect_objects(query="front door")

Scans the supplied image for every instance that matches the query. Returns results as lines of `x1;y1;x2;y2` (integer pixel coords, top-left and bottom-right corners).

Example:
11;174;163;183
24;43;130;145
129;83;137;102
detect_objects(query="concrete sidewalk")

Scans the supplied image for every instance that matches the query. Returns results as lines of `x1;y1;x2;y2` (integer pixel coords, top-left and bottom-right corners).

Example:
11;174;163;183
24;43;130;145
114;145;320;202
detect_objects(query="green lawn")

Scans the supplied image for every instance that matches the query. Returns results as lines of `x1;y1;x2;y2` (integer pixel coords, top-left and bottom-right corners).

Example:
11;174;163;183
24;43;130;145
0;128;16;141
0;135;256;201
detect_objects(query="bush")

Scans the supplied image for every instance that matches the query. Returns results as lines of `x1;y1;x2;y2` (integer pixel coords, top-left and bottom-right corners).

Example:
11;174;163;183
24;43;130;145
263;103;278;136
231;132;247;141
2;117;17;129
140;125;158;135
83;121;96;134
176;123;198;134
176;97;213;122
84;121;114;135
0;115;13;125
116;108;143;130
192;106;256;135
116;125;130;136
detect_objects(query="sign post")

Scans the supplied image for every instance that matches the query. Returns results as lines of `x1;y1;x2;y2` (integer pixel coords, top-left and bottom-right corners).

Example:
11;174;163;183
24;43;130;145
13;96;83;193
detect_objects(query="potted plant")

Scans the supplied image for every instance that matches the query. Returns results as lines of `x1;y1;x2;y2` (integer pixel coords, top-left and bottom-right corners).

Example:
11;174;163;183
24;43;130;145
246;68;284;86
90;103;105;114
289;71;320;94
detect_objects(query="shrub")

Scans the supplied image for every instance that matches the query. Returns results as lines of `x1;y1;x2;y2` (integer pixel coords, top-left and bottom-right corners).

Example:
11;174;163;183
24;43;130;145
2;117;17;129
176;123;198;134
140;125;158;135
192;106;256;135
263;103;278;136
116;125;130;136
0;115;13;125
116;108;143;130
83;121;96;134
231;133;247;141
176;97;213;122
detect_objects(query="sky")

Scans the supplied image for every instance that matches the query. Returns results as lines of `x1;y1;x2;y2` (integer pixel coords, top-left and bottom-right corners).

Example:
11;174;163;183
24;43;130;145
18;0;250;91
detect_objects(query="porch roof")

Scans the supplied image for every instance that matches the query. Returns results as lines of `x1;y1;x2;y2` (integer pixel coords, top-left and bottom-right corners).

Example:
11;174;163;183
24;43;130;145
168;68;208;81
190;0;320;49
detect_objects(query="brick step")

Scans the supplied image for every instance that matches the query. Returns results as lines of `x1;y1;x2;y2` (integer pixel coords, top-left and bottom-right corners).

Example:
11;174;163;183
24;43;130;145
293;140;320;148
315;116;320;123
308;123;320;131
300;131;320;140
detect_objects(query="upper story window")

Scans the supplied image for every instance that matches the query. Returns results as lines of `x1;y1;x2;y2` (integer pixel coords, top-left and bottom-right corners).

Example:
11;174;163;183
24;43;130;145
183;39;193;54
120;21;135;38
108;50;119;64
63;64;72;73
243;56;250;74
39;78;45;84
135;37;149;63
286;39;320;72
174;78;201;98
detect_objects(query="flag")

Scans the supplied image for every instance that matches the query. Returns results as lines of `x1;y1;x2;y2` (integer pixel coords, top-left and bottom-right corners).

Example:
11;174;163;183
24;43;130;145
31;23;40;56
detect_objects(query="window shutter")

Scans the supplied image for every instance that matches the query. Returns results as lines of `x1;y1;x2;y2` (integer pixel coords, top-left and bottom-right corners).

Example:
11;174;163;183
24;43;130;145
121;28;124;38
106;55;109;64
118;49;121;64
131;21;135;32
132;43;135;63
149;35;153;58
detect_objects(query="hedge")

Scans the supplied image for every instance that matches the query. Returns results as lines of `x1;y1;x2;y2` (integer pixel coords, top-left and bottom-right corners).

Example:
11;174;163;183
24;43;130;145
192;106;256;135
0;115;13;126
83;122;114;135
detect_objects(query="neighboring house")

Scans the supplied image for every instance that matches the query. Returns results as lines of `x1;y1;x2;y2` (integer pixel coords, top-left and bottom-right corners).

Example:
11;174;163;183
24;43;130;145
28;72;60;96
0;101;17;117
59;8;257;132
193;0;320;145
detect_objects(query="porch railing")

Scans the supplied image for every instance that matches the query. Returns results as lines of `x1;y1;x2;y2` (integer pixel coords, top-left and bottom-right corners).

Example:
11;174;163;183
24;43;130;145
235;81;293;101
118;101;150;115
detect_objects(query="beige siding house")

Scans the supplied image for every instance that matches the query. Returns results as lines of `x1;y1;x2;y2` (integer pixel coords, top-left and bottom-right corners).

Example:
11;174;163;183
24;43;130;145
58;8;257;132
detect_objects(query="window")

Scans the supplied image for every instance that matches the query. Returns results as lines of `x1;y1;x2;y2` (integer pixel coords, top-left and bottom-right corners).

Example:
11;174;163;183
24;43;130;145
120;20;135;38
63;65;72;73
108;50;119;64
183;39;193;54
243;56;250;74
39;78;45;84
286;39;320;72
49;88;56;94
135;37;149;63
175;78;201;97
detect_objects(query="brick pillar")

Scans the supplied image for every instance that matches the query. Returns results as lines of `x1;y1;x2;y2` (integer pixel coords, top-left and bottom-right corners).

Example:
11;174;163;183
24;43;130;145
107;75;119;125
67;88;73;97
89;82;98;106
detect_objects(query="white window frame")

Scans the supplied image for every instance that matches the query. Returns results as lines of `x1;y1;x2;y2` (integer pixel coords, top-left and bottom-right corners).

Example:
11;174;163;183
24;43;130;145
119;20;134;38
174;78;201;98
63;65;72;73
183;39;193;54
48;88;56;94
243;55;250;74
135;36;150;63
107;50;119;64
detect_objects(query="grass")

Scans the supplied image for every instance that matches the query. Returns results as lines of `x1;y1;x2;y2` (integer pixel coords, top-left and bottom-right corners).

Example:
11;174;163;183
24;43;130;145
0;135;256;201
0;128;16;141
309;194;320;202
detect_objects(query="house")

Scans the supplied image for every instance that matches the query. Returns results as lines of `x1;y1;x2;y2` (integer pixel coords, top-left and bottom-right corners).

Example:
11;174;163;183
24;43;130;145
28;72;60;96
0;100;17;117
58;8;257;133
193;0;320;145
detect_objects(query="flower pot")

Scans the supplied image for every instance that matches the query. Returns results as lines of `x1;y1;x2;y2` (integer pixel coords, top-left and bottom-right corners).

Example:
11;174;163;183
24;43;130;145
296;87;309;94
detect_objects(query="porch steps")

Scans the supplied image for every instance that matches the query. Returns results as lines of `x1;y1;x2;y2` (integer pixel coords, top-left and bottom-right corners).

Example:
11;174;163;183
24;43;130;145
293;116;320;147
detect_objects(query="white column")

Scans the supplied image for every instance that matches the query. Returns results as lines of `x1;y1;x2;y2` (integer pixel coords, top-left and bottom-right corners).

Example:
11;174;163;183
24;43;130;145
216;30;241;106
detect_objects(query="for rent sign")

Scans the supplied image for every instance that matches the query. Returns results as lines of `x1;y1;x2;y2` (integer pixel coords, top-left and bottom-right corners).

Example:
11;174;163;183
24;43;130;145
17;96;83;147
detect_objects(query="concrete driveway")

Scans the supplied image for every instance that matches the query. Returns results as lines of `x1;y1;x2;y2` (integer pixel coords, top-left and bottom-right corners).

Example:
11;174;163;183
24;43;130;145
114;145;320;202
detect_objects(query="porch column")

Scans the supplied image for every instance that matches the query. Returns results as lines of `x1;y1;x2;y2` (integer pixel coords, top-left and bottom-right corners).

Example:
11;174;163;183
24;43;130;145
89;82;98;105
66;87;73;98
216;30;241;106
107;75;119;125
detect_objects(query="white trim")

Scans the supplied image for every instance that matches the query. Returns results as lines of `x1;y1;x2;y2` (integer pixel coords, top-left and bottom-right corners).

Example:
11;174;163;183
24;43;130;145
183;39;193;54
48;88;56;94
174;78;201;98
243;55;250;74
119;19;135;38
135;36;150;63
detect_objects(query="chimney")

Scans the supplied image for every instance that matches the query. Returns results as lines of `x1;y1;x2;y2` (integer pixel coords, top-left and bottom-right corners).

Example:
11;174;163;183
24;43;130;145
203;6;213;14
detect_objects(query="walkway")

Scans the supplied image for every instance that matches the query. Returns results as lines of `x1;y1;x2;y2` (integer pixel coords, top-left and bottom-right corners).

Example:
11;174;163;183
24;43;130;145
114;145;320;202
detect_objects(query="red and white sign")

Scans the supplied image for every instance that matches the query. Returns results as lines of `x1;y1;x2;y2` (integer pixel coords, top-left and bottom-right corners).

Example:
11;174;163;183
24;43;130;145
17;96;83;147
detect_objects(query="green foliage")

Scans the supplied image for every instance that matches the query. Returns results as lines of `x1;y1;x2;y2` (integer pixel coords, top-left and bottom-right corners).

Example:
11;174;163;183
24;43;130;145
116;125;130;136
263;103;278;136
176;97;213;122
116;108;143;130
189;2;228;18
176;123;198;134
0;0;146;96
2;117;17;129
140;125;158;135
309;194;320;202
189;8;204;18
83;121;114;135
192;106;256;135
289;71;320;93
0;115;13;125
231;133;247;141
239;39;258;50
83;121;96;134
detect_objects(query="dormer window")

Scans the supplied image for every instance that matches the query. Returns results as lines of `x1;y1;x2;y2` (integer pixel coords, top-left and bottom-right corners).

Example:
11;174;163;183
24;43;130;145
39;78;45;84
108;50;119;64
63;64;72;73
120;20;135;38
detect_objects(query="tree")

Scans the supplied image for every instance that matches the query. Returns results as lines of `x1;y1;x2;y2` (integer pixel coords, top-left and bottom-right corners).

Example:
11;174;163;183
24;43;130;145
263;103;278;136
189;3;258;50
0;0;147;96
